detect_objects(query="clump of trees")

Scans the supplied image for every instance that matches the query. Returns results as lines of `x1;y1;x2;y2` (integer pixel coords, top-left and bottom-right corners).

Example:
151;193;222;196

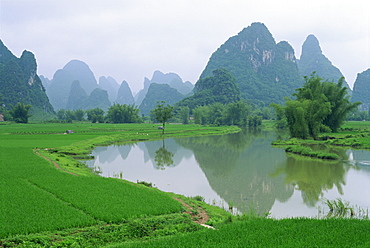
271;74;361;139
191;101;262;127
55;104;142;124
8;102;32;123
106;104;142;123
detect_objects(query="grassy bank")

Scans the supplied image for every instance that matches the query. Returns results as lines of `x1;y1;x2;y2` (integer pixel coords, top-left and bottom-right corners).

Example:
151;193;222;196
272;121;370;160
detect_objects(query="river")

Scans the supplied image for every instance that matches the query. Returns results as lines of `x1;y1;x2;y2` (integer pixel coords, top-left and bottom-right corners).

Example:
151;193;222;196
83;129;370;218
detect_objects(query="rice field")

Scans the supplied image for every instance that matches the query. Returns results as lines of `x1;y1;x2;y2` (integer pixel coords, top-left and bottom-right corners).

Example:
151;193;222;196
1;123;237;238
121;218;370;247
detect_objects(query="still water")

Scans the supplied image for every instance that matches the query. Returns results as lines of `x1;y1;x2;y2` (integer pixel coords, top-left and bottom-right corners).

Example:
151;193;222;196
84;129;370;218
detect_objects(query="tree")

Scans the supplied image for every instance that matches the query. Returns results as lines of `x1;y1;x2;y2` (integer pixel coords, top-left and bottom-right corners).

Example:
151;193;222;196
9;102;32;123
56;109;67;120
152;101;174;134
106;103;142;123
274;74;361;139
86;108;105;123
224;101;250;126
74;109;85;121
179;106;190;124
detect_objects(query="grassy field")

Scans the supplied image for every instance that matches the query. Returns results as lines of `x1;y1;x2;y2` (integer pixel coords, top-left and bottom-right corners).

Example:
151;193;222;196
1;121;370;247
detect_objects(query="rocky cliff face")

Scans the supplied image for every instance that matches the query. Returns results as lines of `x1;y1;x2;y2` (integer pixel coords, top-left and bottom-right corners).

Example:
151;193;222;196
199;22;303;105
298;34;350;90
0;40;54;118
352;69;370;110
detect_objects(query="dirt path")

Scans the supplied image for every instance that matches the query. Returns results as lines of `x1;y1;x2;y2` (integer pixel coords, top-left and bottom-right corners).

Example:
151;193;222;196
173;197;214;229
34;149;78;176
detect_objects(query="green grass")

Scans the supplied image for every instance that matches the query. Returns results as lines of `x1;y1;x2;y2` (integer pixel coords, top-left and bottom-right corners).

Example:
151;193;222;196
284;145;339;160
118;218;370;248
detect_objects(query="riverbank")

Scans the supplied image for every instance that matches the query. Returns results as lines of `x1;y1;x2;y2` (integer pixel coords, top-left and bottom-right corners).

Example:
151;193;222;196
272;121;370;160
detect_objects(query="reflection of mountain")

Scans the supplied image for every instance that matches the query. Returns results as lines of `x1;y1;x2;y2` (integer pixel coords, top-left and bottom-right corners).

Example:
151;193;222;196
138;139;193;168
273;151;351;207
117;145;133;160
91;145;133;164
176;130;294;215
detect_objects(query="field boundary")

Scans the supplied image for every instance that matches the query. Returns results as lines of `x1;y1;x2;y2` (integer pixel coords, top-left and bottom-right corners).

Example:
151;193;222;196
24;178;97;221
34;149;78;176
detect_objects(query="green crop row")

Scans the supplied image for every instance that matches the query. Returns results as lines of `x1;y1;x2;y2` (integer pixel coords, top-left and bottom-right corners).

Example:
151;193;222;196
121;218;370;247
0;146;182;238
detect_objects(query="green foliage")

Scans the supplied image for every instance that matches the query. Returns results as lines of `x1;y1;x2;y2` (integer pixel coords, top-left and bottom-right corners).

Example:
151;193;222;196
285;145;339;160
152;101;174;133
275;73;360;139
106;103;142;123
179;106;190;124
86;107;105;123
9;102;32;123
191;101;261;127
177;68;241;109
56;109;85;122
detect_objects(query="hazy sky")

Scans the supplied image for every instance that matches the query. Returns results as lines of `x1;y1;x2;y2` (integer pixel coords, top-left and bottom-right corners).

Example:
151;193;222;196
1;0;369;93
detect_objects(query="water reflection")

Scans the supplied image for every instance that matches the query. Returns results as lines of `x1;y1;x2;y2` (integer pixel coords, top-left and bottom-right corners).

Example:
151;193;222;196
272;154;351;207
84;129;370;218
154;140;175;169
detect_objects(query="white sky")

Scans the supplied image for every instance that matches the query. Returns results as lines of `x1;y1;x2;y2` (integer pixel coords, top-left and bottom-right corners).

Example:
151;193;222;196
0;0;369;93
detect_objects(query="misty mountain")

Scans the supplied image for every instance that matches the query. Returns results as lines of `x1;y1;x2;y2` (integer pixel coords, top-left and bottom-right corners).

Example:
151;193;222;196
66;80;88;110
135;71;193;106
139;83;185;116
199;22;303;106
66;80;111;111
39;75;51;91
99;76;120;103
82;88;111;111
46;59;99;110
116;80;135;105
298;34;350;90
0;40;54;119
351;69;370;110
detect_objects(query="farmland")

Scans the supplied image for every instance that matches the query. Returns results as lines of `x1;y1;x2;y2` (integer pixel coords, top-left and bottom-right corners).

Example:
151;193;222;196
1;122;370;247
0;123;239;238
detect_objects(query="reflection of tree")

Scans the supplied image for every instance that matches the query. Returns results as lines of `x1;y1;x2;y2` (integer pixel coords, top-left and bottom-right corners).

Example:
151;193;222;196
177;130;293;215
154;140;174;170
272;148;351;207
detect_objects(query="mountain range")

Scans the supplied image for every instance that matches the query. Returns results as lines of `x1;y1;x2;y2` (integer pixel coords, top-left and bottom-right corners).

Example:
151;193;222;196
1;22;368;120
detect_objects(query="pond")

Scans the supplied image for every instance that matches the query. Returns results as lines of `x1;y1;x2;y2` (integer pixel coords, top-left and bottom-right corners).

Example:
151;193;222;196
83;129;370;218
